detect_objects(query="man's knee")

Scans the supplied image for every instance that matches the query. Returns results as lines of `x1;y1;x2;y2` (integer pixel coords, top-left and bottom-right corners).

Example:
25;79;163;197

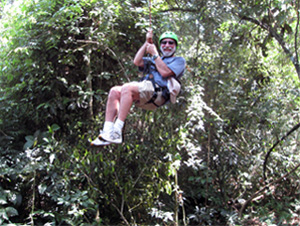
121;84;131;94
121;83;139;97
108;86;121;99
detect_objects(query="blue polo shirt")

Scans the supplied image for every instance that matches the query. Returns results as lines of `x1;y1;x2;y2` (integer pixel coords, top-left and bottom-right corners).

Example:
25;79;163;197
139;56;186;87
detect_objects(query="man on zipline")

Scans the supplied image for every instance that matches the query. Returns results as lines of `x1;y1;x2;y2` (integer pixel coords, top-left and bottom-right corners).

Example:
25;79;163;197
91;29;186;146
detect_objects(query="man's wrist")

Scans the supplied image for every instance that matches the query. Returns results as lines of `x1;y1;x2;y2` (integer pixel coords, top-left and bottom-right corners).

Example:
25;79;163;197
152;54;159;61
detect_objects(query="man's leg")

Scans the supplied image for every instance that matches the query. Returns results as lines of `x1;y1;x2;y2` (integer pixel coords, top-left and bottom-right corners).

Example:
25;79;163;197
101;83;139;144
103;83;139;122
92;82;140;145
118;83;140;121
105;85;122;122
91;85;122;146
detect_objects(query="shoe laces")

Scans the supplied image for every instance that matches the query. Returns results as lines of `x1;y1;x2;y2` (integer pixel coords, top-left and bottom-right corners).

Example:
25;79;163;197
111;130;121;139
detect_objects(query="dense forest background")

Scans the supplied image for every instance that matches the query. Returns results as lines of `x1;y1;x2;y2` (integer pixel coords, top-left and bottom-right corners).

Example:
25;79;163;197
1;0;300;225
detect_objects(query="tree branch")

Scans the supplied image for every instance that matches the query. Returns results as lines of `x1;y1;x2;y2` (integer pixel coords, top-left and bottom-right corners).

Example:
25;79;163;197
294;0;300;75
240;15;290;53
76;39;131;82
239;14;299;78
263;122;300;182
0;128;9;137
111;202;130;226
239;161;300;218
105;47;130;82
160;7;199;13
238;14;269;30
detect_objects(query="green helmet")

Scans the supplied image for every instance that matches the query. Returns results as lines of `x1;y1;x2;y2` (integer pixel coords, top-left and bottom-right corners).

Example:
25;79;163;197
159;31;178;46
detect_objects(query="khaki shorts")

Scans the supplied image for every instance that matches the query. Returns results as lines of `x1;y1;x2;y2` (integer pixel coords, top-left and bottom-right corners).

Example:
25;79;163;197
135;80;166;110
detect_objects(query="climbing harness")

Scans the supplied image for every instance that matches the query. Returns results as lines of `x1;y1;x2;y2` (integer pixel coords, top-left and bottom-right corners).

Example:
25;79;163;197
138;57;170;110
144;73;170;107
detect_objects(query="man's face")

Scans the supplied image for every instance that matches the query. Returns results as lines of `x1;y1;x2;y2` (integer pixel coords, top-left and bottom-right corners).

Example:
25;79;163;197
160;38;176;57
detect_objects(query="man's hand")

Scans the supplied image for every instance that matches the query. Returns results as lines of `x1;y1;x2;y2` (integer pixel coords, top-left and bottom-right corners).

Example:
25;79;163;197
146;43;158;56
146;29;153;44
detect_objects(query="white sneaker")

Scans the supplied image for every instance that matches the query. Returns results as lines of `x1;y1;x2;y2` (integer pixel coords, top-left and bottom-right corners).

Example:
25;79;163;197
101;129;122;144
91;137;111;146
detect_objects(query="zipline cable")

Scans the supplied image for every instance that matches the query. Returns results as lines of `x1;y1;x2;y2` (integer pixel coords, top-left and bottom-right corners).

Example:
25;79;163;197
149;0;152;29
147;0;153;46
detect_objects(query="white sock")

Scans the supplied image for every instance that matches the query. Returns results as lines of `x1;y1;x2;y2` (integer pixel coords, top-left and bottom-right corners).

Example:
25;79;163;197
103;121;114;133
114;119;124;132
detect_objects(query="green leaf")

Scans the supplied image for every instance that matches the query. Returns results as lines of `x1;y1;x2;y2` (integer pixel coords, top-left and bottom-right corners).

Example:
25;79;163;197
164;181;172;195
38;184;47;195
0;198;7;205
5;207;18;217
23;135;34;150
0;208;8;220
51;124;60;132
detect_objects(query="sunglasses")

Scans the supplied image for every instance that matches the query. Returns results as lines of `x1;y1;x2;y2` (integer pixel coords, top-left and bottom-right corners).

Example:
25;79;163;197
161;40;175;45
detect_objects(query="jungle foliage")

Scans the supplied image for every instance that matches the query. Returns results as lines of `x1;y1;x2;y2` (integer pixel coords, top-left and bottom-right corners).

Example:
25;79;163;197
1;0;300;225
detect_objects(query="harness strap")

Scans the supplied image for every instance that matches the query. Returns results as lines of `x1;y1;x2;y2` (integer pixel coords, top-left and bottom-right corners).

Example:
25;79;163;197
144;76;169;107
141;58;170;108
146;91;159;107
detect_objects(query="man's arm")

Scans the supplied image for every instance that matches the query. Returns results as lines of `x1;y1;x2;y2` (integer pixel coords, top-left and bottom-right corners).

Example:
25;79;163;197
146;44;174;78
153;56;174;78
133;42;147;68
133;29;154;67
